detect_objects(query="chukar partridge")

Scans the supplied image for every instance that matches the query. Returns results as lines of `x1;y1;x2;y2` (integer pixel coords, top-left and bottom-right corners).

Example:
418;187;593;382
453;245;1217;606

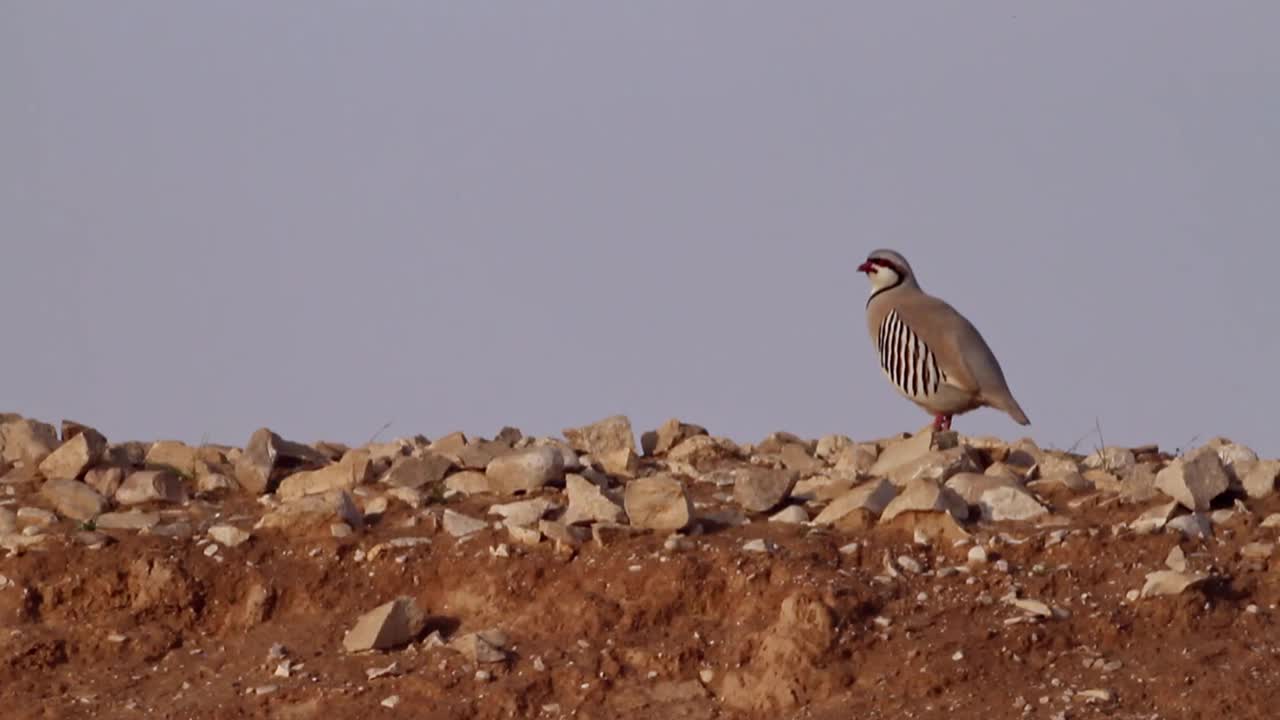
858;249;1029;431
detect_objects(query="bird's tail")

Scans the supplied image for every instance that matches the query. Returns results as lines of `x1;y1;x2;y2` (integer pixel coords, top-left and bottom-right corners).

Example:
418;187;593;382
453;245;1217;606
989;393;1030;426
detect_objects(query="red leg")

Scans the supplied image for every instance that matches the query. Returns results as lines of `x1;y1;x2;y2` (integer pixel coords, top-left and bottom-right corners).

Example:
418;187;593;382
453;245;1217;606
933;413;952;431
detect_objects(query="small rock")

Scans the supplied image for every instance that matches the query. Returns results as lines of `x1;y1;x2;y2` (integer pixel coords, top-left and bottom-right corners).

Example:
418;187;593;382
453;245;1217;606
1261;513;1280;528
562;474;625;525
1154;446;1230;511
84;467;125;498
381;696;401;709
880;479;968;523
489;497;557;528
197;473;236;495
887;447;982;488
256;489;363;532
17;507;57;528
733;467;797;513
1140;570;1209;598
382;453;453;489
234;427;329;495
485;447;564;496
443;509;488;538
445;470;491;496
812;479;898;528
450;629;510;664
815;434;853;461
1130;501;1180;534
978;485;1049;523
742;538;776;554
769;505;809;524
1165;545;1187;572
1242;460;1280;499
38;428;108;482
1166;513;1212;539
39;479;108;522
623;474;693;531
0;418;60;465
641;418;707;456
1083;447;1136;473
946;472;1019;505
789;474;857;502
343;597;427;652
666;435;740;469
869;430;958;476
831;443;879;475
507;524;542;546
539;519;587;550
967;546;988;565
208;524;252;547
598;448;640;478
365;662;399;680
115;470;189;505
563;415;636;457
93;511;161;531
276;450;375;501
144;440;200;477
1240;542;1274;560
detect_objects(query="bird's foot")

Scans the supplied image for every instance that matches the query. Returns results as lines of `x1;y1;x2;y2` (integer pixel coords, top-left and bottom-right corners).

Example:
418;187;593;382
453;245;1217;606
932;414;953;431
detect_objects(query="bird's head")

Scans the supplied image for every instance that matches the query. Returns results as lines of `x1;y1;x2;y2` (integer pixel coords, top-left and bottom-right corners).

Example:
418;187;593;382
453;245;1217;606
857;249;918;293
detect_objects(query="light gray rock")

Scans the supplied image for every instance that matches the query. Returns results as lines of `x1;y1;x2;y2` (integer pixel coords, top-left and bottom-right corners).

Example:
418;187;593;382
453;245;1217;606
85;467;125;498
39;479;108;522
0;418;59;465
343;597;427;652
1130;501;1180;534
640;418;707;457
115;470;189;505
880;479;968;523
445;470;491;496
563;415;636;457
812;479;898;526
869;430;958;477
733;467;797;513
235;427;330;495
383;453;453;489
208;524;252;547
1140;570;1209;599
443;509;489;538
623;474;693;531
256;489;363;532
94;511;161;531
769;505;809;524
488;497;557;528
562;473;625;525
0;507;17;535
945;472;1019;505
666;435;740;469
1242;460;1280;499
977;485;1049;522
815;434;853;462
450;629;510;664
1166;513;1212;539
485;447;564;496
277;450;375;501
1083;447;1136;474
887;447;981;488
38;428;108;482
1155;446;1230;511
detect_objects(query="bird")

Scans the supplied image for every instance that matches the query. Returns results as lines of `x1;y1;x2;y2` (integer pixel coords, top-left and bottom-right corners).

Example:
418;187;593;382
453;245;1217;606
857;249;1029;432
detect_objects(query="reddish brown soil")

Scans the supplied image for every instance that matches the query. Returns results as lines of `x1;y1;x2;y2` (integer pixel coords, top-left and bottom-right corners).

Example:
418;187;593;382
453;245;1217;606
3;486;1279;720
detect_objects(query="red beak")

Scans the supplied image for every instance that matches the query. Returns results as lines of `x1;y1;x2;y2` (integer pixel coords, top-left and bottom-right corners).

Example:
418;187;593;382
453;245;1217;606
857;261;874;274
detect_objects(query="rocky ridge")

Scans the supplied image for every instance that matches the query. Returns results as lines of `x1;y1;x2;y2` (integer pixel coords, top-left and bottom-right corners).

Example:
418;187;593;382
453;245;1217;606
1;412;1278;719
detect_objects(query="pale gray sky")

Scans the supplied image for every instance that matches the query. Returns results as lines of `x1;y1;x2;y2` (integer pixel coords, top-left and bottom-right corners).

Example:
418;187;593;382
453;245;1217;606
4;2;1278;456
